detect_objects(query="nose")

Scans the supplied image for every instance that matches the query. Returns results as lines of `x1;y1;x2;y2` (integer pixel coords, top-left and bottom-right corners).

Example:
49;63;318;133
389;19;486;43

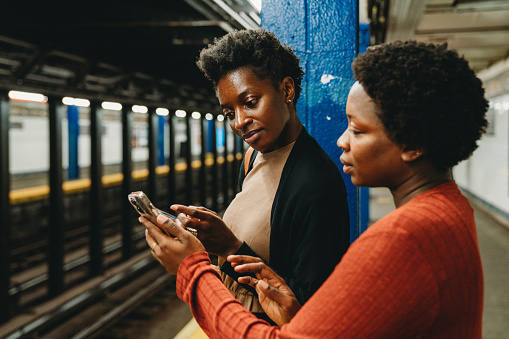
234;108;251;131
337;129;349;152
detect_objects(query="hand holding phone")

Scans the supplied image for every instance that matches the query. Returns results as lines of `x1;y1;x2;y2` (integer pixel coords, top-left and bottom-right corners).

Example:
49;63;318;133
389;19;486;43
128;191;197;237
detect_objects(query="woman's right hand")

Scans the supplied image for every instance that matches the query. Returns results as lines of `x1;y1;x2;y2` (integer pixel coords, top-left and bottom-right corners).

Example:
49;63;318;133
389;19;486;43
170;204;243;259
228;255;302;326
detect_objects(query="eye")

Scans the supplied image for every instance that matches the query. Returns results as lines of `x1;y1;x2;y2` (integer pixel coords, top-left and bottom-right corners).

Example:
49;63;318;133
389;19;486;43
222;109;235;120
349;127;362;135
244;97;258;108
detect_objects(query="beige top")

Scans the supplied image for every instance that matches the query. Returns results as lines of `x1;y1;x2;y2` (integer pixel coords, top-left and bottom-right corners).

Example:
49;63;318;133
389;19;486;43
220;142;295;313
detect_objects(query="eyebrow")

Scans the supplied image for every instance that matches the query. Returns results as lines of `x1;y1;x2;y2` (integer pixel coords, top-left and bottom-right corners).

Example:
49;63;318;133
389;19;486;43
220;88;253;109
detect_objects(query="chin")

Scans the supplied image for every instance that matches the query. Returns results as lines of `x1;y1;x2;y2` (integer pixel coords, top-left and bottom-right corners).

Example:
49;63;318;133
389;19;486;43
350;176;365;187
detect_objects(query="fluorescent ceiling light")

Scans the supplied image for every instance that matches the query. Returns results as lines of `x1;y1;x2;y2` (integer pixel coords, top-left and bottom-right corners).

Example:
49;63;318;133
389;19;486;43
102;101;122;111
213;0;255;29
132;105;148;113
156;108;169;116
248;11;261;25
8;90;47;103
62;97;90;107
248;0;262;12
175;109;186;118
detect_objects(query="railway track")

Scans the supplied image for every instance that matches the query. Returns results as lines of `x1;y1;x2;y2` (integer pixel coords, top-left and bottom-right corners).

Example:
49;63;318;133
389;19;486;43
1;251;193;339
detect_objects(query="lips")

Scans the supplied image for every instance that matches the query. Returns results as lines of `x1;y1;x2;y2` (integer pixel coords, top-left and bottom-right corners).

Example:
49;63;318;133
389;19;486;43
340;156;353;174
242;129;262;143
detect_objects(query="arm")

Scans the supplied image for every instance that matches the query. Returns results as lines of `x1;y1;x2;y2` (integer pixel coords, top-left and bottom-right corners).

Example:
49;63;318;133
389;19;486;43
176;229;440;338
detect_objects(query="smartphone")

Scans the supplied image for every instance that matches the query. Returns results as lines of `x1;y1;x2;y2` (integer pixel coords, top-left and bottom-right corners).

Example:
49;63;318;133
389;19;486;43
128;191;197;237
128;191;178;220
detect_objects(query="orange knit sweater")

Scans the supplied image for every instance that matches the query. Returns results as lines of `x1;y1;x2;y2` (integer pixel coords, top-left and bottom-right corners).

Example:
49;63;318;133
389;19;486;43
177;181;484;338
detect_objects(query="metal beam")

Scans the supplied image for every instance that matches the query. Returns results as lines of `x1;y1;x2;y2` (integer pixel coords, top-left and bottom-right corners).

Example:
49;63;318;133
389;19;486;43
0;91;11;323
48;96;65;297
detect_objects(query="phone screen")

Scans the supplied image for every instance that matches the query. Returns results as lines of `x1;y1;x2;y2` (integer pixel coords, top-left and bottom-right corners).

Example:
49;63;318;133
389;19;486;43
156;208;178;219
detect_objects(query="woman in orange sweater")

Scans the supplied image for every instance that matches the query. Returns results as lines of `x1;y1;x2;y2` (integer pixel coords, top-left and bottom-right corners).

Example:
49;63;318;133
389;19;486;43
140;40;488;337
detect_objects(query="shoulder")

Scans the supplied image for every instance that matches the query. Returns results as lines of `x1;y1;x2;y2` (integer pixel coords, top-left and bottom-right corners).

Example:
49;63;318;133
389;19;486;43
286;130;343;183
365;182;478;261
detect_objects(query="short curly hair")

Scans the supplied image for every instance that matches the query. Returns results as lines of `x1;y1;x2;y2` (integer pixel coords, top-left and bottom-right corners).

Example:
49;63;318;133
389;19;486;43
353;40;488;171
196;29;304;102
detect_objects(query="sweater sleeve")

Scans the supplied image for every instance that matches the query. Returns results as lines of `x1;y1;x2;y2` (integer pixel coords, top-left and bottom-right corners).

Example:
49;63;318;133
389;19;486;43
177;228;440;338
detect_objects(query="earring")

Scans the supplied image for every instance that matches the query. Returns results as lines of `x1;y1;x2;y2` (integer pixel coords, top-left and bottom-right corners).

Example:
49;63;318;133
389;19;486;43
287;99;292;103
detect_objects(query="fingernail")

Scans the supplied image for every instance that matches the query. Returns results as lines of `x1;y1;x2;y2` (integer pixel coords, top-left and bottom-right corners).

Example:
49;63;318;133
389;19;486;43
258;280;268;289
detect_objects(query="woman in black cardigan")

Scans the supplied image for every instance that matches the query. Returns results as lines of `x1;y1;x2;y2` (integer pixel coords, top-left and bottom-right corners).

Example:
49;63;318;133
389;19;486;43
142;29;350;323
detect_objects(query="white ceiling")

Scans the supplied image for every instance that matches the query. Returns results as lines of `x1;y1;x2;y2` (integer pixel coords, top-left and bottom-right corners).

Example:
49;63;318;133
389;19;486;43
385;0;509;73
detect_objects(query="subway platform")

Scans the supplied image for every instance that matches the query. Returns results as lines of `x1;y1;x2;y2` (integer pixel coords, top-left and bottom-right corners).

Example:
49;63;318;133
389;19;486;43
149;187;509;339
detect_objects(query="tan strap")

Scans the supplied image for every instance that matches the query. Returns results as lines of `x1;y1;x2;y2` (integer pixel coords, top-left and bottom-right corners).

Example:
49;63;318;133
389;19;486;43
244;147;255;176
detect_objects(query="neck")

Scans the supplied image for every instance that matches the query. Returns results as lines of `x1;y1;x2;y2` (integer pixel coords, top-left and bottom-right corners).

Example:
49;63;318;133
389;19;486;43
262;113;303;153
390;166;452;208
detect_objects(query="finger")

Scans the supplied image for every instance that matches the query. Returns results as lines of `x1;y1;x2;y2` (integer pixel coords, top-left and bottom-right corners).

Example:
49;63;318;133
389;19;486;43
157;214;187;240
233;262;266;275
145;228;156;248
228;255;264;265
171;204;213;221
193;206;219;216
139;216;167;244
238;276;259;288
153;213;182;235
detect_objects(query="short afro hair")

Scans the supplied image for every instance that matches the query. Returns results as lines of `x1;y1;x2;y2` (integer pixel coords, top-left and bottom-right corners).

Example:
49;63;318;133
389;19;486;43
353;40;488;171
196;29;304;102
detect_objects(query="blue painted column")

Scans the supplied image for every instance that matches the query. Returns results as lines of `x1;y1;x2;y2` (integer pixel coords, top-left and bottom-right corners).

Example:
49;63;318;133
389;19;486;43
157;115;165;166
262;0;366;242
67;105;79;180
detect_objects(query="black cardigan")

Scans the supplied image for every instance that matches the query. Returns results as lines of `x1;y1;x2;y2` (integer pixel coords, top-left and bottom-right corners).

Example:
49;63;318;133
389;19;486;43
221;129;350;304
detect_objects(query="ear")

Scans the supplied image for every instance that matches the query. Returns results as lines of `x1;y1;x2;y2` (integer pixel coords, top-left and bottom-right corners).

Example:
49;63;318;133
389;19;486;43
401;149;424;162
281;76;295;103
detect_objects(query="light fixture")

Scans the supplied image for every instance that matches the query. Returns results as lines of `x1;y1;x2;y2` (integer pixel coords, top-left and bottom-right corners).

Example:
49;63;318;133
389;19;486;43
212;0;256;29
192;111;201;119
132;105;148;113
217;115;225;122
156;108;169;116
8;90;47;103
62;97;90;107
175;110;186;118
205;113;214;120
102;102;122;111
248;0;262;12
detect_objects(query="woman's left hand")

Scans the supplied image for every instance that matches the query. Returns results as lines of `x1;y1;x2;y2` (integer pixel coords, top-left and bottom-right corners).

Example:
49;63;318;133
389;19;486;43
170;204;243;259
140;214;205;274
229;255;302;326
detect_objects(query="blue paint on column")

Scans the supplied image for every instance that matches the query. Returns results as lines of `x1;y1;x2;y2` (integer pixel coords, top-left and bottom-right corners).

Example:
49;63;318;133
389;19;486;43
262;0;366;242
359;23;370;54
158;115;165;166
216;126;225;149
207;119;215;153
67;105;79;180
358;22;370;233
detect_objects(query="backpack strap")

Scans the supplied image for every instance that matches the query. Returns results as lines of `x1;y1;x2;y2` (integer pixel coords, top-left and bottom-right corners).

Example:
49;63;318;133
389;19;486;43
244;147;255;176
238;147;258;191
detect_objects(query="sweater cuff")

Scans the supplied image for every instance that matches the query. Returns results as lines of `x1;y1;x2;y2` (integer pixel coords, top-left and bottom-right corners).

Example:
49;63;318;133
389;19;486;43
177;251;220;303
220;242;258;295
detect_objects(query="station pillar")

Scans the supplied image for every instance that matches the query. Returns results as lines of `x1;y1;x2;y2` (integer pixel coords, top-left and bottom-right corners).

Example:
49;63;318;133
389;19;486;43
261;0;367;241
